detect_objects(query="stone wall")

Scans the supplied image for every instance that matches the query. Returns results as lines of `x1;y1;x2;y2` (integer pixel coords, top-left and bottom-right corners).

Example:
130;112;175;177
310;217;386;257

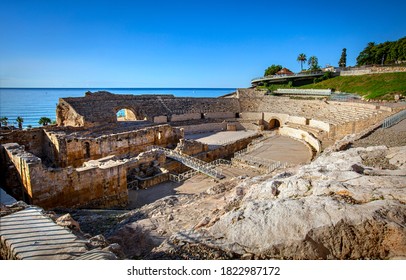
175;139;209;155
288;116;308;126
340;66;406;76
0;128;45;158
309;119;330;132
136;172;169;189
181;122;227;134
1;143;167;209
47;124;182;168
57;91;240;127
171;113;202;122
279;126;321;153
2;143;128;209
204;112;236;119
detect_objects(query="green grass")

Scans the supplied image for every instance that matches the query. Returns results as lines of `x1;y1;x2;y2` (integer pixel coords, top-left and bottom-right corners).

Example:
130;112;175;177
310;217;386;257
299;72;406;100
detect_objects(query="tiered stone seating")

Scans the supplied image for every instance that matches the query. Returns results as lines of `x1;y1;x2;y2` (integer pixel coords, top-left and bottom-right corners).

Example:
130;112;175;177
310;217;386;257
248;96;390;126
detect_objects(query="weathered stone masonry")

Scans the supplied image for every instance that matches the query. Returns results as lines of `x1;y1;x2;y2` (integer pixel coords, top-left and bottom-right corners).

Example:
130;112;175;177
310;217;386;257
57;91;240;127
1;89;401;210
1;143;166;209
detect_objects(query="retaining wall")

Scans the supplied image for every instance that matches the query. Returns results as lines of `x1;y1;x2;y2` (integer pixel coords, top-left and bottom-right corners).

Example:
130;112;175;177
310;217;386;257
1;143;166;209
279;126;321;153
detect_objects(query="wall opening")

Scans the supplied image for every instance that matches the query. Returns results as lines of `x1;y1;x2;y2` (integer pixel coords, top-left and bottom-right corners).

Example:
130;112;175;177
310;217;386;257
84;142;90;159
116;108;139;121
268;118;281;130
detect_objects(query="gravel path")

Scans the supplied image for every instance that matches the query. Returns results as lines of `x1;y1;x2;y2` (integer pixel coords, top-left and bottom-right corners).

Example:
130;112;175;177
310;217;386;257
352;119;406;148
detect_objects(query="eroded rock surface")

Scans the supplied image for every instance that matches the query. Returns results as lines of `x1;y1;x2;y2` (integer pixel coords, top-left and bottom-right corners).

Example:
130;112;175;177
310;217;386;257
149;146;406;259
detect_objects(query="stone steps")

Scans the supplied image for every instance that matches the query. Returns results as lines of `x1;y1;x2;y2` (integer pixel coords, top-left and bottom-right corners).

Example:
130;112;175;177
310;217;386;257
0;206;118;260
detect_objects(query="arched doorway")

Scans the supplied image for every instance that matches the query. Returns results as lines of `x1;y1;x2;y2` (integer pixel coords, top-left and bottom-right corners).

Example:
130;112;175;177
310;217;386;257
269;118;281;129
116;107;142;121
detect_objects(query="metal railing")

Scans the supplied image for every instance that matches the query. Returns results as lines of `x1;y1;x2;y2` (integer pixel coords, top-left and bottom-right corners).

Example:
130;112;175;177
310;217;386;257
274;88;332;96
329;93;362;101
233;155;288;173
251;71;324;82
148;146;225;179
382;109;406;129
169;170;198;182
168;159;231;182
209;159;232;166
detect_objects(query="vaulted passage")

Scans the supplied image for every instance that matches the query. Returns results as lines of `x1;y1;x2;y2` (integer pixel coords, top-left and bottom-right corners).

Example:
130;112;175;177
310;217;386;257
269;118;281;129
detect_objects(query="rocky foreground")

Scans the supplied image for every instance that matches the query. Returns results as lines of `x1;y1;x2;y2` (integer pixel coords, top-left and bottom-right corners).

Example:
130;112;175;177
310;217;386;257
105;145;406;260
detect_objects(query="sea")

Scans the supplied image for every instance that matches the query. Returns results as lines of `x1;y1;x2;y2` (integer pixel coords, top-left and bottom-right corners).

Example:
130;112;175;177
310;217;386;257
0;88;236;128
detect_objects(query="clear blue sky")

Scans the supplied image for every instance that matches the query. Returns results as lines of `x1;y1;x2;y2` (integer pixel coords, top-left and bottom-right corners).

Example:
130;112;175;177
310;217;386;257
1;0;405;88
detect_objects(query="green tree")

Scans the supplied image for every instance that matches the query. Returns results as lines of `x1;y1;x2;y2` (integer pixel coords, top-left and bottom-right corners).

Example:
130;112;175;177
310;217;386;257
356;37;406;66
338;48;347;68
264;64;282;76
356;42;375;65
0;116;8;127
297;53;307;71
308;56;320;70
38;117;52;126
16;116;24;130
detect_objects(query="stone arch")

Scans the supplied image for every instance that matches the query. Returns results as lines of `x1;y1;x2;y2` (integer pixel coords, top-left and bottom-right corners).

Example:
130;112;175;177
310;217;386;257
268;118;281;130
115;107;144;121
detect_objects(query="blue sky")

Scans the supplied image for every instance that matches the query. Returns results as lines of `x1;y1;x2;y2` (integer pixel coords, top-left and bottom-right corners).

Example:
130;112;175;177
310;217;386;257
0;0;405;88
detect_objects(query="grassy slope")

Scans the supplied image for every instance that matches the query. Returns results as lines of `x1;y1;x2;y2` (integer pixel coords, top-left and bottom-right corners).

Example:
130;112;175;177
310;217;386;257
300;72;406;99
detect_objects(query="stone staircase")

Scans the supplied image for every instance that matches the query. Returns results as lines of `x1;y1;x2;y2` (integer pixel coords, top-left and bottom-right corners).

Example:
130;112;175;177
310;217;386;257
0;206;117;260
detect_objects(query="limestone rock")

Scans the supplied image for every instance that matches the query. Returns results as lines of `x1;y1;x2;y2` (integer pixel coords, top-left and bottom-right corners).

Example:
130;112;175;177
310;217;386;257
87;234;110;249
154;146;406;259
56;213;81;231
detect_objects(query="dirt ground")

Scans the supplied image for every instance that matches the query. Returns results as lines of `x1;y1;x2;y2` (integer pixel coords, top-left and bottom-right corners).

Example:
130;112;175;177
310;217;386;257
246;135;312;164
128;165;262;209
352;119;406;148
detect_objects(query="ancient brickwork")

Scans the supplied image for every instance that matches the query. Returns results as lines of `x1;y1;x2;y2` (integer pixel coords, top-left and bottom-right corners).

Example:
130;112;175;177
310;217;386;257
46;124;182;168
0;128;45;158
57;91;240;127
1;143;166;209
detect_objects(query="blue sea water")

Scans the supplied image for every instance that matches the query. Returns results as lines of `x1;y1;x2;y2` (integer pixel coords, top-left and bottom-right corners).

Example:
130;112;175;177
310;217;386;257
0;88;235;128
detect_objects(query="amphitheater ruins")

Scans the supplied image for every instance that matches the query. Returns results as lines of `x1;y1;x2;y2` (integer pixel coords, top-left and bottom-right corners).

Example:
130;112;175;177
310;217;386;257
1;88;405;259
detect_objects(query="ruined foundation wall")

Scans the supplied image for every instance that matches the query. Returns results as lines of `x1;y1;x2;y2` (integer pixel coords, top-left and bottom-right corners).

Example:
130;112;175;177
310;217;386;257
2;144;168;209
279;126;321;153
2;143;128;209
181;123;227;134
0;128;45;157
52;125;182;168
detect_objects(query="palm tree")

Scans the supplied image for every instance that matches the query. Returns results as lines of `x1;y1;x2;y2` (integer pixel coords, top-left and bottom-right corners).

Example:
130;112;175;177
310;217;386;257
308;56;320;70
38;117;52;126
16;116;24;130
0;116;8;127
297;53;307;71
